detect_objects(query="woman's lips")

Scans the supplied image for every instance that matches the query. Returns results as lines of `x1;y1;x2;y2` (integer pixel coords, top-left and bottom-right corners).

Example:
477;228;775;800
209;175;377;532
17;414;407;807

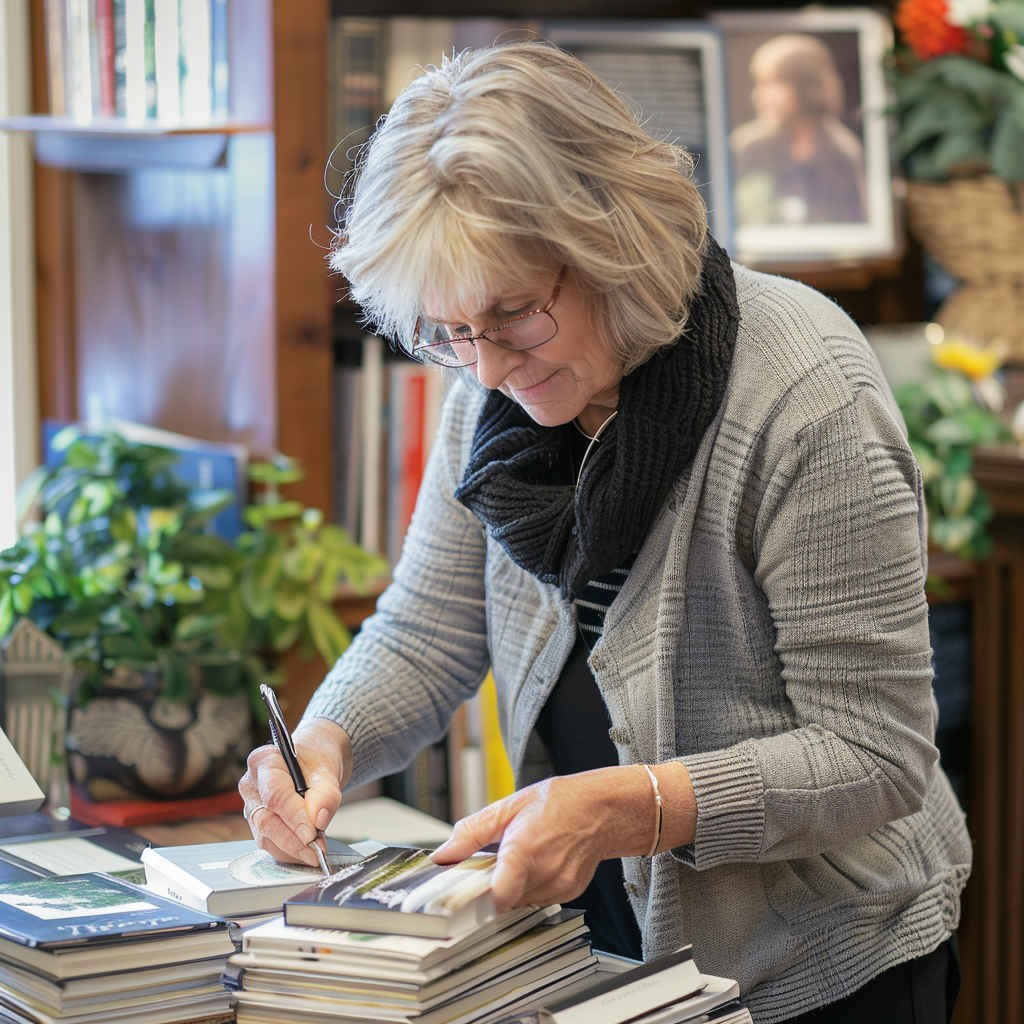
509;370;560;402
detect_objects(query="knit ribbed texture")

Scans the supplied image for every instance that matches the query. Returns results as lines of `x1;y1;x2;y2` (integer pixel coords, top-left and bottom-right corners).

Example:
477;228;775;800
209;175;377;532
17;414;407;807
303;264;972;1022
454;235;738;599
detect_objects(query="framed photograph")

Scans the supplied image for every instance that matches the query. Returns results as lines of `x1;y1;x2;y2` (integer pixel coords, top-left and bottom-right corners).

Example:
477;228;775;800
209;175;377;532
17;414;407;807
542;21;733;252
712;8;894;263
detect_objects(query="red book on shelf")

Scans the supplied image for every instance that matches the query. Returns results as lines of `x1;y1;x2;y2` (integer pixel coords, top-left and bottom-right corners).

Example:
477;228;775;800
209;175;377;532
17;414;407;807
399;370;427;539
94;0;117;116
70;787;243;827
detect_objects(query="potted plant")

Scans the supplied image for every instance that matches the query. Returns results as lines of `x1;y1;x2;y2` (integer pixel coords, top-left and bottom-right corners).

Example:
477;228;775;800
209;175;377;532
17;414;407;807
894;335;1014;562
889;0;1024;353
0;427;387;801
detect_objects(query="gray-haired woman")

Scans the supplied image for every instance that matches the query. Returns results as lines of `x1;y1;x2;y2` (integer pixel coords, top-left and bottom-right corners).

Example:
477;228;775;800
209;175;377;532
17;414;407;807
240;42;969;1024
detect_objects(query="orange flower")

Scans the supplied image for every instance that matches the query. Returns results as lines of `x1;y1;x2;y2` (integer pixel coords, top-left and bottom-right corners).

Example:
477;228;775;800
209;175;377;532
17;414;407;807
895;0;972;60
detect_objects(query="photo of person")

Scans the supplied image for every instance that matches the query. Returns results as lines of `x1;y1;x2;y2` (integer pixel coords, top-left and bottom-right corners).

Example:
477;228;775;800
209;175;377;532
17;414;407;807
729;33;866;228
714;8;894;262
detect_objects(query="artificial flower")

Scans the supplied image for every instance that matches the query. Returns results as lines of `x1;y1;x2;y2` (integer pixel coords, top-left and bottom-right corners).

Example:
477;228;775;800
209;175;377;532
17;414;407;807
946;0;993;26
895;0;971;59
932;336;1002;379
1005;43;1024;80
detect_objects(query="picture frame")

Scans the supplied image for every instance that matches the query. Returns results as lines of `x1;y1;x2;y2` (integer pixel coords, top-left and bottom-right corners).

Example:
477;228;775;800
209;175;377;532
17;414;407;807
712;8;895;264
542;21;734;252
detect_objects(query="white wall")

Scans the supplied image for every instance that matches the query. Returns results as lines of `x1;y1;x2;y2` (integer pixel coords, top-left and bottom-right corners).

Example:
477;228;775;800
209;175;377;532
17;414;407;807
0;0;38;549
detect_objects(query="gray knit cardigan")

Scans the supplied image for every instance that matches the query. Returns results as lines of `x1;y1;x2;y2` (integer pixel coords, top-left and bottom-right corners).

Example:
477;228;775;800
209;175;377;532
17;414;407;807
304;264;972;1021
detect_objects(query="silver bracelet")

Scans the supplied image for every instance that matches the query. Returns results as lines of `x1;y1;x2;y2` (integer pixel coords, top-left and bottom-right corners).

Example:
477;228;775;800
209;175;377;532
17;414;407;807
642;763;663;858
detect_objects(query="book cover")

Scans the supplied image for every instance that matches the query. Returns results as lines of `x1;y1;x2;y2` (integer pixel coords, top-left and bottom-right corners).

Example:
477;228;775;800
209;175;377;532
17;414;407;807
153;0;181;121
0;872;224;951
141;838;363;916
42;0;68;116
0;826;149;885
179;0;213;123
540;946;703;1024
112;0;127;116
284;847;500;938
94;0;117;116
210;0;229;119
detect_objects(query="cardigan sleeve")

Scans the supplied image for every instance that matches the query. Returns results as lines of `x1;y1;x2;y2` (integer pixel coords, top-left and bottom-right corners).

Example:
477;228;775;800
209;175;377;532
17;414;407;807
301;376;492;788
676;378;940;870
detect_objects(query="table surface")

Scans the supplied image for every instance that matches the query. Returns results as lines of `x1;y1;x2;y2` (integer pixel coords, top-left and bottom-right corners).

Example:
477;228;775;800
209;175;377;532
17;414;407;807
134;814;253;848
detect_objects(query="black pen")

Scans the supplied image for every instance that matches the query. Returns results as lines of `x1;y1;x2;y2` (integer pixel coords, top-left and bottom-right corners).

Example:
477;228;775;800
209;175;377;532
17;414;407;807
259;683;331;876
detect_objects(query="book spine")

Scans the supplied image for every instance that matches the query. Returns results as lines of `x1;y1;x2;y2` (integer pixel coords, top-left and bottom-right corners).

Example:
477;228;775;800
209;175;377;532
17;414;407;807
153;0;181;121
124;0;146;119
94;0;117;116
400;369;427;545
143;0;157;118
359;335;384;556
112;0;127;116
67;0;93;120
179;0;212;123
210;0;229;119
330;17;385;183
42;0;68;115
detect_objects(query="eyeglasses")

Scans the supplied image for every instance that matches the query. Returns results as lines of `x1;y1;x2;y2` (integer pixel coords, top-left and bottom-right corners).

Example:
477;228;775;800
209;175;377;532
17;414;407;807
410;277;562;368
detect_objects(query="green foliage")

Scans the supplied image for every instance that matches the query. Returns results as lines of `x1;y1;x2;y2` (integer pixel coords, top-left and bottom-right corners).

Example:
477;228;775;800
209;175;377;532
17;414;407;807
0;431;388;711
890;6;1024;181
895;372;1013;558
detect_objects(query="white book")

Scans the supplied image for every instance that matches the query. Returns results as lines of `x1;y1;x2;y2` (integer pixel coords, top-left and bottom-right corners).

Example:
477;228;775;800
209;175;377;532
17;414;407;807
153;0;181;121
66;0;93;121
123;0;147;121
359;335;385;556
0;727;45;818
141;839;362;917
178;0;212;123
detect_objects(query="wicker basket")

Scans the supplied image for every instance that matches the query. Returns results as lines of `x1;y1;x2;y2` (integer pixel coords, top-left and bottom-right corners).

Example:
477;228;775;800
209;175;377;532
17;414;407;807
906;176;1024;359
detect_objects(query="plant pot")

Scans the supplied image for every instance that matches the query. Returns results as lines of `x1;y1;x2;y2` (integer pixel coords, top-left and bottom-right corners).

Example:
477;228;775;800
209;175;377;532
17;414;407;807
66;666;252;801
906;176;1024;358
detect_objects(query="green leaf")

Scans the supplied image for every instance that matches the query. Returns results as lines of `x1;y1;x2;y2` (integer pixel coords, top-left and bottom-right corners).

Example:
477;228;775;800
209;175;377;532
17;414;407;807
0;589;13;638
49;424;81;452
15;466;47;527
939;474;977;518
190;563;234;590
102;633;156;660
994;2;1024;35
273;585;308;622
281;544;323;583
268;618;302;653
931;515;980;555
184;488;237;527
306;599;351;666
173;612;228;642
991;93;1024;180
158;652;195;703
158;580;206;605
172;534;236;562
240;553;280;619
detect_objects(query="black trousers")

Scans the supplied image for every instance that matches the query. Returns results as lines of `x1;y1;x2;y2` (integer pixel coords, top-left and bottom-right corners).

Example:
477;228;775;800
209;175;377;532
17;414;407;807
781;935;961;1024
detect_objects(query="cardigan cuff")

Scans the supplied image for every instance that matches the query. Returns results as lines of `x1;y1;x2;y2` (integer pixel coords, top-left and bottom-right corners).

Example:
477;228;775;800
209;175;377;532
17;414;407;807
674;744;765;869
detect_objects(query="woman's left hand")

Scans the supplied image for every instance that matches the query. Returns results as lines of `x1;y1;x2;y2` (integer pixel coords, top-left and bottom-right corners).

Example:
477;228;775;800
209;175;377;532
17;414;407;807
431;762;696;912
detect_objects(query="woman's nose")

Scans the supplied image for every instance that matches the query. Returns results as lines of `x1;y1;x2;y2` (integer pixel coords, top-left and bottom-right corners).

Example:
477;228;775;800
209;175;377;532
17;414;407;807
473;338;526;391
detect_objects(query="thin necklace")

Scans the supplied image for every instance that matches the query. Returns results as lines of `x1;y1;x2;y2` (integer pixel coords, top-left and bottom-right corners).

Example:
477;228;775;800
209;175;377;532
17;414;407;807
572;409;618;490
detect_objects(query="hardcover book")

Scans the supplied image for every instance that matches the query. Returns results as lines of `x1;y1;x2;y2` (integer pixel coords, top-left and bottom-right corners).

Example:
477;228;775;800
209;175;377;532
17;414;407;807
539;947;704;1024
283;846;503;938
0;872;233;979
141;838;363;916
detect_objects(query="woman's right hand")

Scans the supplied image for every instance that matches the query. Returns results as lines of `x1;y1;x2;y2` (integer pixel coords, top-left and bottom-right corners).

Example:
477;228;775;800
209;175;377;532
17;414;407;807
238;717;352;867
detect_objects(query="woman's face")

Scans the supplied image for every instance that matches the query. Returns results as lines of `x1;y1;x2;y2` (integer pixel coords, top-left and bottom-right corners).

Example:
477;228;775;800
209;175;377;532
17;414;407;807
425;271;623;433
751;73;802;129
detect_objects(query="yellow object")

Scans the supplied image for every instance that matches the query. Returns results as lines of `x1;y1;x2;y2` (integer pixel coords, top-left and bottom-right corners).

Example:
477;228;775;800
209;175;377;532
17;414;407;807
932;336;1002;380
478;672;515;804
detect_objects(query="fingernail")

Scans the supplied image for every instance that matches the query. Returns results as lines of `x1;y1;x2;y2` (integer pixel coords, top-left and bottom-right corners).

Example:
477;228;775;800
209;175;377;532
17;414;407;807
297;824;315;845
316;808;331;830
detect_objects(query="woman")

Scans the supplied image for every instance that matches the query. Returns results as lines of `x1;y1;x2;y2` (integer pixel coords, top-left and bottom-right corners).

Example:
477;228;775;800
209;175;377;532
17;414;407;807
240;42;970;1023
730;34;867;226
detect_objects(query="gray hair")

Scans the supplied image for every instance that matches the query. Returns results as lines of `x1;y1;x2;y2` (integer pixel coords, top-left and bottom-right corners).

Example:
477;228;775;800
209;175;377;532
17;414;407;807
330;41;708;374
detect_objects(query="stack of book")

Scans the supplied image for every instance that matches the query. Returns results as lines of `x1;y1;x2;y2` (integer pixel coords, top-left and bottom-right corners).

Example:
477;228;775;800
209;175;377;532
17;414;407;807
229;846;753;1024
230;846;598;1024
0;871;236;1024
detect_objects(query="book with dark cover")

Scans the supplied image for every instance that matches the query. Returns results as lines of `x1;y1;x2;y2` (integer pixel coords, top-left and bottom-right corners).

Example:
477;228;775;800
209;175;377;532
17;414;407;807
540;946;703;1024
0;872;225;950
284;846;501;938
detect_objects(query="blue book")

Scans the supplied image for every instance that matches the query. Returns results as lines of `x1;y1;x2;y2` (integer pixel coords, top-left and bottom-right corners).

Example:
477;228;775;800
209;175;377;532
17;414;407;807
0;872;233;978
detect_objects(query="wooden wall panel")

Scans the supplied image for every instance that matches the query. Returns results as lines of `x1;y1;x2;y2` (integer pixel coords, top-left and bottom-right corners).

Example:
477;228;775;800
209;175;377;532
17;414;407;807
273;0;334;516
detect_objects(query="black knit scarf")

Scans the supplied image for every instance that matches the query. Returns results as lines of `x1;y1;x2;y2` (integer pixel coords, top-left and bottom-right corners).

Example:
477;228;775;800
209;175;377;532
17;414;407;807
454;235;739;600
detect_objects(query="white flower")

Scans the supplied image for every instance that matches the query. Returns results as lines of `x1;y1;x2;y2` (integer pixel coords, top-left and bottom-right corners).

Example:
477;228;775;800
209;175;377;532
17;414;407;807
1005;44;1024;80
946;0;993;26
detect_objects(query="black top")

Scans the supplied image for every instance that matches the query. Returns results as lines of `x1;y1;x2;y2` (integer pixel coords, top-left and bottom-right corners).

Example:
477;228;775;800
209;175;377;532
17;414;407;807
533;537;643;961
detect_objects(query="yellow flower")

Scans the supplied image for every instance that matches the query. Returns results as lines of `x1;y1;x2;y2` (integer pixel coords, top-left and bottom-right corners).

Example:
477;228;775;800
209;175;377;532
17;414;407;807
932;336;1002;379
